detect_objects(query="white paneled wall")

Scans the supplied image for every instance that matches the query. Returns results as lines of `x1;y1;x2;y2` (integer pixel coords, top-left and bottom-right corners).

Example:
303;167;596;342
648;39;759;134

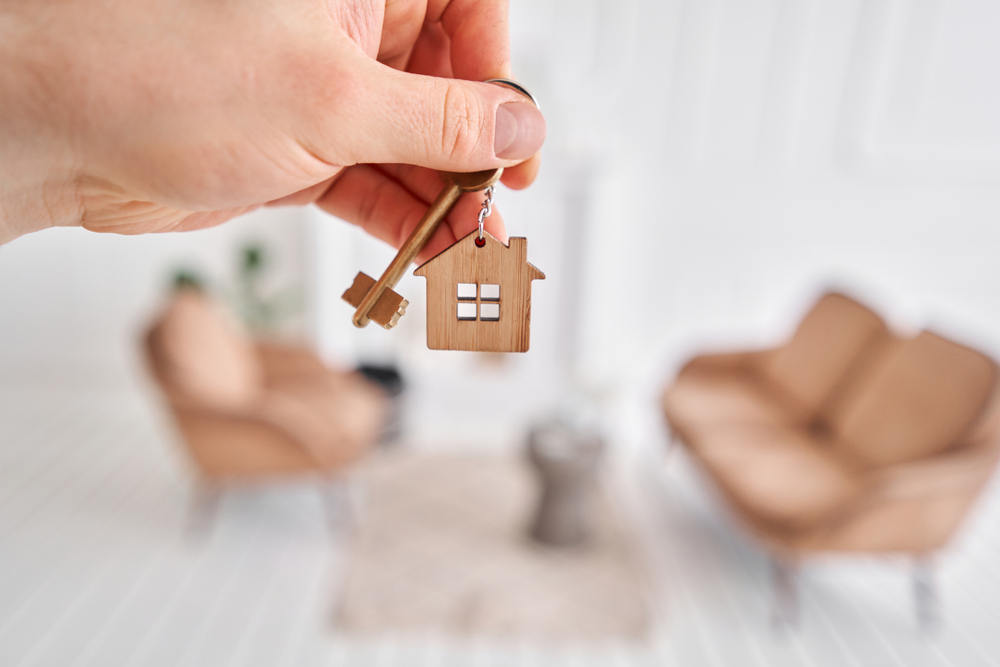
520;0;1000;391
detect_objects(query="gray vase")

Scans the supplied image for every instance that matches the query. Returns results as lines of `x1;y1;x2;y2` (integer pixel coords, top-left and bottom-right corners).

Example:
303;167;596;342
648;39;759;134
527;421;604;547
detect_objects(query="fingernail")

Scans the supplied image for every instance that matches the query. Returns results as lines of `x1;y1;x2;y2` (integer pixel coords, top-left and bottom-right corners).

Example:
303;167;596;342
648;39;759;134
494;103;546;160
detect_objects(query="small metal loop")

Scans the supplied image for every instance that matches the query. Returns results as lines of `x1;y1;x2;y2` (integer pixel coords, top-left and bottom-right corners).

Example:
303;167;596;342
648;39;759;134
477;185;494;241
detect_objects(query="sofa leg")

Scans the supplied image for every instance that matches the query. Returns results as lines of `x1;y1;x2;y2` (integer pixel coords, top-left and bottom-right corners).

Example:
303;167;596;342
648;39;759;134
185;483;222;541
770;558;799;631
320;476;357;535
665;432;681;460
914;556;941;634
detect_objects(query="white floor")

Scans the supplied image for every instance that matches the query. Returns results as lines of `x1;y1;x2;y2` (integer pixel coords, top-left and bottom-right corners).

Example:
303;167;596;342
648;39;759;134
2;382;1000;666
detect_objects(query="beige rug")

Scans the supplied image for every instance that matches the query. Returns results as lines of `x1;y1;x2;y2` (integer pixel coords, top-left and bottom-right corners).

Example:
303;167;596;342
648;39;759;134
335;451;651;641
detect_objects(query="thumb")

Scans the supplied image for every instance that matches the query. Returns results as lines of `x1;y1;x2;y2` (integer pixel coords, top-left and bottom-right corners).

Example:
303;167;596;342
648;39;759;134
331;61;546;172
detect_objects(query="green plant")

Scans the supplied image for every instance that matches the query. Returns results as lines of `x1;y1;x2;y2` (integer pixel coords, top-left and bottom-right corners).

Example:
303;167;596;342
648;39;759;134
233;241;303;334
171;268;205;292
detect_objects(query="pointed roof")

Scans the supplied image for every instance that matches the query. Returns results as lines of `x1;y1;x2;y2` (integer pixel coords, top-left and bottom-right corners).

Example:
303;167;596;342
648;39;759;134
413;230;545;280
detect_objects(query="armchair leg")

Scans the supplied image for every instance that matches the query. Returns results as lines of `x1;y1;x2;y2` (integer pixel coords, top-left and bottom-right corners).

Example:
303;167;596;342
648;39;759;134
914;556;941;634
770;557;799;632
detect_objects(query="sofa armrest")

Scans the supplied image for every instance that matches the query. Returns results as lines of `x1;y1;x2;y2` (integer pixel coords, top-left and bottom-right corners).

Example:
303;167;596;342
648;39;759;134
868;448;1000;502
679;348;775;377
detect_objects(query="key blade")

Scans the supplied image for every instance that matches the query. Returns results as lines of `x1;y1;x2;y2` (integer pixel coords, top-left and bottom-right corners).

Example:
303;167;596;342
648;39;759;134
342;272;409;329
342;272;375;309
372;294;408;330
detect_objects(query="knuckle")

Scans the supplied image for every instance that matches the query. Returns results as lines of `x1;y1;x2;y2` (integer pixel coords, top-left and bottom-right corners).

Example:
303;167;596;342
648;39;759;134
438;83;484;161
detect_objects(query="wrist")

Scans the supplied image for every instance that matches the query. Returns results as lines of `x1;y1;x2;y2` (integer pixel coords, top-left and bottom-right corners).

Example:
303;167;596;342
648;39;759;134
0;11;82;244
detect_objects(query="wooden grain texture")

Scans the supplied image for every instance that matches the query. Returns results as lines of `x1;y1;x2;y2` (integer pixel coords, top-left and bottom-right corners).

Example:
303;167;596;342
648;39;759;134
414;231;544;352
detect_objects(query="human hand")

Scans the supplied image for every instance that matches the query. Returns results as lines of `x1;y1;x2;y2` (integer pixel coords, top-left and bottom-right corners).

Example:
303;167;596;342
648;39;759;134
0;0;546;259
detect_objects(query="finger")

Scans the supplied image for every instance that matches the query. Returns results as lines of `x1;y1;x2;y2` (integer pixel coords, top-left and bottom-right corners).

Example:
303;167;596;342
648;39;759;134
315;164;507;264
500;153;541;190
325;56;545;172
368;164;510;256
377;163;509;245
378;0;428;69
431;0;510;81
403;21;453;78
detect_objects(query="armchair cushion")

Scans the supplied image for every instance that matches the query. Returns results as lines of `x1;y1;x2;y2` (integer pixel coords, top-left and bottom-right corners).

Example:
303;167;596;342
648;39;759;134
691;424;864;532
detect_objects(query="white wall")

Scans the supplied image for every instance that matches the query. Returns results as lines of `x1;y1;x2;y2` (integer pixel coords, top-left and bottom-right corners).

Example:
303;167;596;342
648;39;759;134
515;0;1000;395
3;0;999;450
0;208;309;387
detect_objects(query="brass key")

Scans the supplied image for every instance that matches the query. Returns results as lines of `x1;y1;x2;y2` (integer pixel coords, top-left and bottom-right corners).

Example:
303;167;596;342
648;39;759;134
342;168;504;329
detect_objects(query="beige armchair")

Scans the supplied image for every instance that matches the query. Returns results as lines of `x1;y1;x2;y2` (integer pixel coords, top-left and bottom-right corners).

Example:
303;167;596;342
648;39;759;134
662;292;1000;628
144;289;385;528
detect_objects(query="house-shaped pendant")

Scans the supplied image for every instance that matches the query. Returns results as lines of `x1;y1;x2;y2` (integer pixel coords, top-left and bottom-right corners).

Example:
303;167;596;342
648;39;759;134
414;231;545;352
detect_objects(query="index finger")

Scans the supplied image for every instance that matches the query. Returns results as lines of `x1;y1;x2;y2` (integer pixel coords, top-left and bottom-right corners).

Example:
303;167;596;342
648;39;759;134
431;0;511;81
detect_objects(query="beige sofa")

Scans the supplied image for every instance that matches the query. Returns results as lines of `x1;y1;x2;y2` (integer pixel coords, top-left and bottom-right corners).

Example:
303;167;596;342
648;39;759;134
662;292;1000;626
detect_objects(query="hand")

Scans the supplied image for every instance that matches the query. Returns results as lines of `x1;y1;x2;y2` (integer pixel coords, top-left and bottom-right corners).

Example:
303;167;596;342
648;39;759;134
0;0;546;260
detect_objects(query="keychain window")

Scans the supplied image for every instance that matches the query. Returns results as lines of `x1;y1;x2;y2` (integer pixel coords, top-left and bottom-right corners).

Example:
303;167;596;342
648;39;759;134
480;303;500;321
480;284;500;301
457;302;477;320
454;282;502;322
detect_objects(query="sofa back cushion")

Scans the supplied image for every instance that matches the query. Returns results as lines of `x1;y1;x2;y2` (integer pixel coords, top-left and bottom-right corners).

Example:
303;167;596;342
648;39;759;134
833;331;997;467
151;291;263;407
763;293;888;416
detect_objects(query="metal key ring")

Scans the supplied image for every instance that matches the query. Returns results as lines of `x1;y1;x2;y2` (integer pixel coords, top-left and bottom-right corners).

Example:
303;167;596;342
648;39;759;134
474;79;538;243
485;78;540;110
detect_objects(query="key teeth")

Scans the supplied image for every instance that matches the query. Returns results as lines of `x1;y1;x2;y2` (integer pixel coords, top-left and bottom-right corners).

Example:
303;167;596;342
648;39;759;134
382;299;409;330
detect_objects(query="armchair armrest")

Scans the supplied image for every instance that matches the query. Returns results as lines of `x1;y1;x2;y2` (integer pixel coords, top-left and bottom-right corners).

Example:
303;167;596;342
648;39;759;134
257;341;330;384
171;393;346;467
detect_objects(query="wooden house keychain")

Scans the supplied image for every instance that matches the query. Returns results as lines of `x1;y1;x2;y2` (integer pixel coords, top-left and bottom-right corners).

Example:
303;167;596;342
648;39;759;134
342;79;545;353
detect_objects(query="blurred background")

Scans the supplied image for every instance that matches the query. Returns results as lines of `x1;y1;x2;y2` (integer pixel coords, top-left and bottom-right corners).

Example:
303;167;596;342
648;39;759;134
2;0;1000;665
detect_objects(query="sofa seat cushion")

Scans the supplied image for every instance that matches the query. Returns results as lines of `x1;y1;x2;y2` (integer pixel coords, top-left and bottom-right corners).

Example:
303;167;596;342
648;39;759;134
833;332;998;468
762;292;888;417
663;372;808;443
690;425;864;532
